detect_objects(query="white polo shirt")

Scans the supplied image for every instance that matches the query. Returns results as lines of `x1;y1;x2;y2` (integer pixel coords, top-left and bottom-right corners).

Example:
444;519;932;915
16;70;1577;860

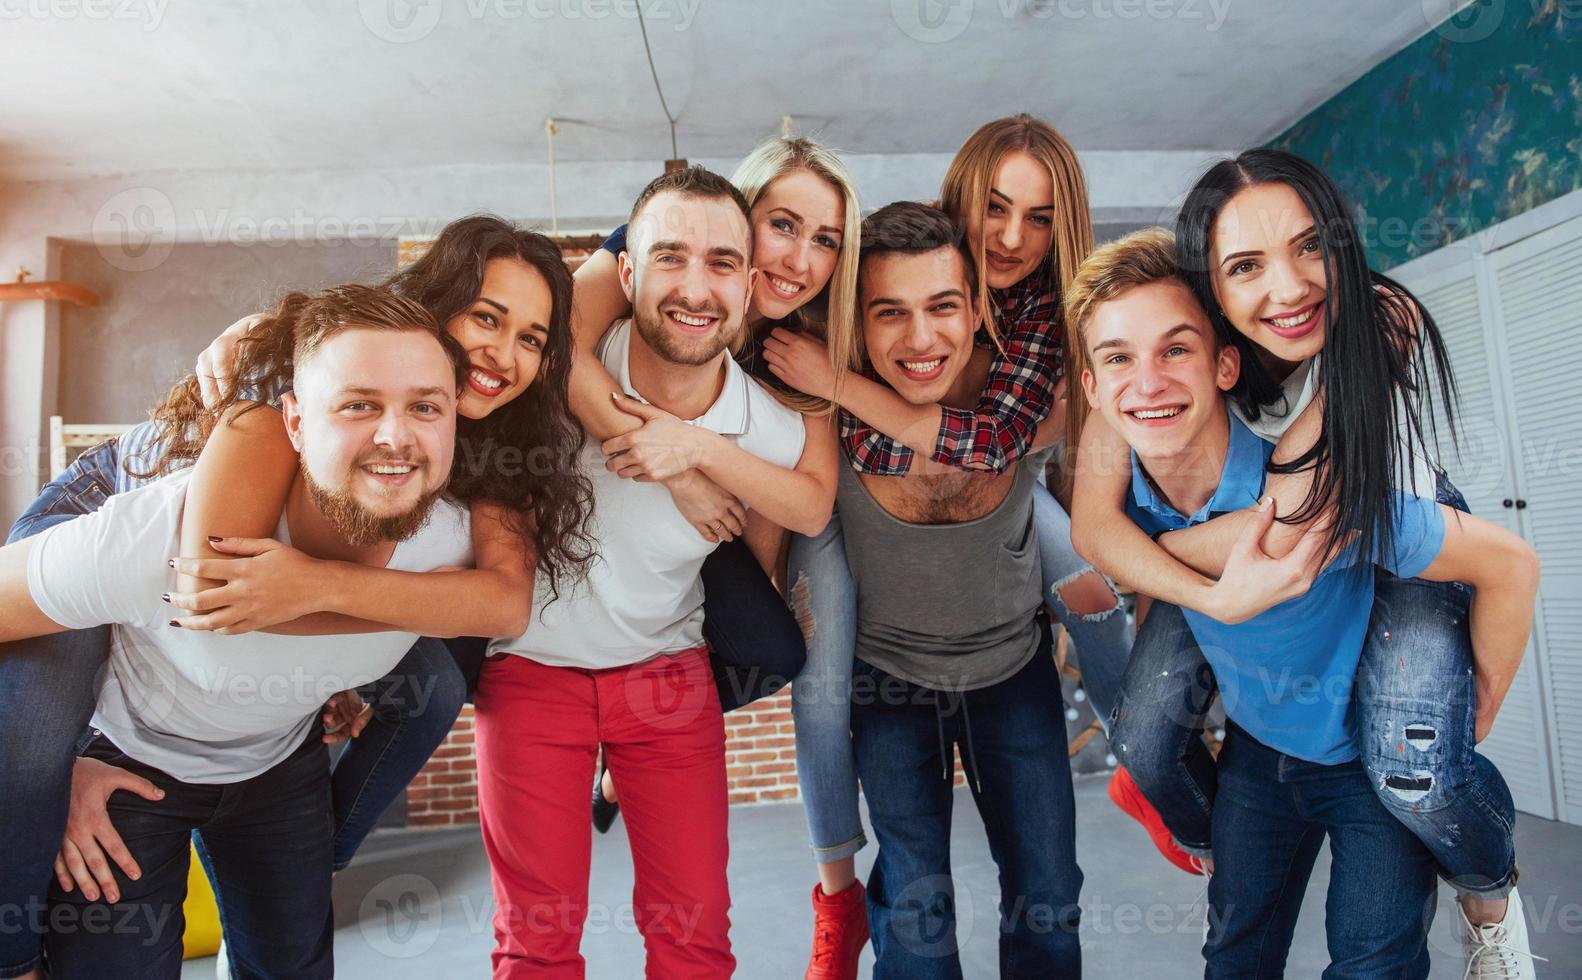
26;469;473;783
489;318;806;669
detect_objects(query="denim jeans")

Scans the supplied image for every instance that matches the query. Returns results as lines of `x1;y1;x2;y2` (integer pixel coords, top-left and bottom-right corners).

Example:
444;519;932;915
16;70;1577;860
1205;723;1436;979
790;481;1130;862
850;626;1083;980
702;538;808;711
1109;472;1518;896
43;731;336;979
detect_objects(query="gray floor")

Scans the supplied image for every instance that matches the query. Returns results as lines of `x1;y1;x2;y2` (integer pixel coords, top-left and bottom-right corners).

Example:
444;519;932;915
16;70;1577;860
183;775;1582;978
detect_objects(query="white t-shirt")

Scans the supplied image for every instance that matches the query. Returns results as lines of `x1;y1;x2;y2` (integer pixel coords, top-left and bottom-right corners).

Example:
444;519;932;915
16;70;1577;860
1229;354;1439;497
27;469;473;784
489;319;806;669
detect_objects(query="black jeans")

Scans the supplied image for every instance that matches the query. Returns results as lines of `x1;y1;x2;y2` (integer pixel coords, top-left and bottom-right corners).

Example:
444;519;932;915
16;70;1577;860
44;732;336;979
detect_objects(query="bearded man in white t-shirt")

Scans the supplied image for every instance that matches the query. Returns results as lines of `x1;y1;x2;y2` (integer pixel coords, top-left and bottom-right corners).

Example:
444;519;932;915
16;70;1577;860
0;285;474;979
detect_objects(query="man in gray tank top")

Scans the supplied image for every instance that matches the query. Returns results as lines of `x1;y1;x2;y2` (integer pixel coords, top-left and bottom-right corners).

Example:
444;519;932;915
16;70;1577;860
840;203;1082;977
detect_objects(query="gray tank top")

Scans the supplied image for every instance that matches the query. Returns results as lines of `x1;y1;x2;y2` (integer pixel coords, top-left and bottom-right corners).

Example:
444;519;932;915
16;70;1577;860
838;449;1049;692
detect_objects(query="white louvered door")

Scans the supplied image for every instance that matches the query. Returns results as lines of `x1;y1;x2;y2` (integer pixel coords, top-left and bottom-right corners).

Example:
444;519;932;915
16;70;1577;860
1487;216;1582;824
1404;259;1558;820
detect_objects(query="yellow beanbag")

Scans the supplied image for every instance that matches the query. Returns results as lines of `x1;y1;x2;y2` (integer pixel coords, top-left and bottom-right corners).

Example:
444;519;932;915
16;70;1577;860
182;844;223;959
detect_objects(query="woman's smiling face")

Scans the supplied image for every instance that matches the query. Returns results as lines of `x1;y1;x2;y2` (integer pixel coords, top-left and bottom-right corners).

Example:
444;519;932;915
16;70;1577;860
1210;181;1330;365
445;257;553;419
747;168;846;322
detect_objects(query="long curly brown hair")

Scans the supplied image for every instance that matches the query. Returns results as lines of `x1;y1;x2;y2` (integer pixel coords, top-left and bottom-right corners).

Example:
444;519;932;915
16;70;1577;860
141;215;596;604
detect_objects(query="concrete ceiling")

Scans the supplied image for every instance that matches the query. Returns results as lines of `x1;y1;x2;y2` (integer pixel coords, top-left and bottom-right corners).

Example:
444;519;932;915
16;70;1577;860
1;0;1462;183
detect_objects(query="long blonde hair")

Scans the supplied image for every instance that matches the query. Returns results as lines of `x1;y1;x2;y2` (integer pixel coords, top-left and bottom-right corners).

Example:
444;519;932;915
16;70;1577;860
730;135;863;415
939;114;1094;348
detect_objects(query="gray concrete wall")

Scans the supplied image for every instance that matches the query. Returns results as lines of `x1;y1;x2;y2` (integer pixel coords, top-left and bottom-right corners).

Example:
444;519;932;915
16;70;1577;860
56;239;396;425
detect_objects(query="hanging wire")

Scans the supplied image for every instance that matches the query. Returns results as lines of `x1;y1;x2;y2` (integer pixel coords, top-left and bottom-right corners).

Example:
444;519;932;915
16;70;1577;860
635;0;679;159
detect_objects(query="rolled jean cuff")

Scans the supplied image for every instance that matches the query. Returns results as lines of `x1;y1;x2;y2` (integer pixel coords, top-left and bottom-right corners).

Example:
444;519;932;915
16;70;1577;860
1175;837;1213;860
1442;866;1517;900
812;830;867;864
1;956;42;980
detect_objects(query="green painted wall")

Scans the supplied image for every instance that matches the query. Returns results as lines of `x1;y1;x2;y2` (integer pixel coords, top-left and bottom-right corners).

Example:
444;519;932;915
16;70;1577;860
1268;0;1581;268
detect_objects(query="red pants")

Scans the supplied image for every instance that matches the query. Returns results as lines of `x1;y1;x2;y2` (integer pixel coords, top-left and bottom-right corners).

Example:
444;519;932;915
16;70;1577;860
474;648;734;979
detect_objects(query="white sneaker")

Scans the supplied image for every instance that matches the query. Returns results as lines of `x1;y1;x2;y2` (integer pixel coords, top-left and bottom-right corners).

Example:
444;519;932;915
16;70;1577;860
1458;886;1545;979
215;938;230;980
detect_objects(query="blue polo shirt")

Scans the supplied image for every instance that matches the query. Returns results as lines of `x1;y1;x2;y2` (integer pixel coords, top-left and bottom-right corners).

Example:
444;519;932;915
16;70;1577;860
1125;407;1446;765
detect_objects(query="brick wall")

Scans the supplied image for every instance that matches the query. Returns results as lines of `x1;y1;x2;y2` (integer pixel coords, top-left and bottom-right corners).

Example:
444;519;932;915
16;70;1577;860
405;705;481;827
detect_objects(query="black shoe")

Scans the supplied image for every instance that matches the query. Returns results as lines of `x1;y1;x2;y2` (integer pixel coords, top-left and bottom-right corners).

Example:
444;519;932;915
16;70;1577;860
592;759;620;834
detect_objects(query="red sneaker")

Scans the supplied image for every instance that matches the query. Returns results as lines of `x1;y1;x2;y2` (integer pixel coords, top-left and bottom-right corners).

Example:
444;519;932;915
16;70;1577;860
1108;765;1205;876
805;881;870;980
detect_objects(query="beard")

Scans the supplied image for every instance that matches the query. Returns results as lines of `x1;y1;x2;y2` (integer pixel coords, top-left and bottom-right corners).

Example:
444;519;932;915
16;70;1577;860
632;294;738;366
303;462;445;548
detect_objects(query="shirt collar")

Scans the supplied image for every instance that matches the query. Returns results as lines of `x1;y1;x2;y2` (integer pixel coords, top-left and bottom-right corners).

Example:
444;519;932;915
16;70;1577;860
608;319;751;436
1129;403;1269;526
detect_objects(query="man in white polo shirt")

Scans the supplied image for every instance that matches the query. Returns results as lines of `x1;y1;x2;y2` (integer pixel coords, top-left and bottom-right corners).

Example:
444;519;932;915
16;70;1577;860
473;167;814;979
0;285;473;979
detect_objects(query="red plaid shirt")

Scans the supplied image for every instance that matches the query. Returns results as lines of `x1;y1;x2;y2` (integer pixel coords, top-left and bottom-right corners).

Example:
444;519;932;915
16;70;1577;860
841;267;1063;475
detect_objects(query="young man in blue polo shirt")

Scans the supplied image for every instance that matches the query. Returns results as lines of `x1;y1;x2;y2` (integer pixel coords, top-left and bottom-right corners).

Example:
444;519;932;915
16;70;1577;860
1072;229;1540;977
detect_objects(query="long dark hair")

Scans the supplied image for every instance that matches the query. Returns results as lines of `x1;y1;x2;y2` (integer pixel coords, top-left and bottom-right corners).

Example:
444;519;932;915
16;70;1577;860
1174;148;1457;565
384;214;595;603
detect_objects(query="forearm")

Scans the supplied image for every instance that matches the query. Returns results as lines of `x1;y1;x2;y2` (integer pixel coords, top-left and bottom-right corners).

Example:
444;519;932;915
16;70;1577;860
261;613;401;636
1079;508;1217;609
1465;579;1535;722
837;374;946;463
316;564;532;638
695;438;832;537
1157;467;1315;576
180;402;297;593
569;350;642;441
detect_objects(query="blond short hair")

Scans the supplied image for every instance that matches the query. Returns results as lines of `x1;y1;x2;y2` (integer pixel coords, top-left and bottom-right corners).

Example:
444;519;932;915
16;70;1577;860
1063;227;1193;444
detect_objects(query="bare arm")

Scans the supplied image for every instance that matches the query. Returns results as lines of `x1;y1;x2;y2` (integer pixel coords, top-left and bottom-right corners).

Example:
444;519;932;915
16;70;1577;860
603;399;838;538
1414;506;1540;740
1155;394;1325;577
0;538;70;643
694;413;838;537
741;510;790;593
168;501;534;638
1070;413;1216;605
1070;411;1329;623
569;248;641;441
177;401;298;594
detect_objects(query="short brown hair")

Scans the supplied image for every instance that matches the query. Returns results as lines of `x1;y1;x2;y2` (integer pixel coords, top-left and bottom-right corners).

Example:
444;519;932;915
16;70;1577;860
628;165;752;227
291;284;464;382
857;201;976;301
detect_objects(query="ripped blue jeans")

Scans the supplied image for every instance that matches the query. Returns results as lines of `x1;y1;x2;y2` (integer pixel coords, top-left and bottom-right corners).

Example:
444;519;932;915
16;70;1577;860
1110;472;1517;897
789;480;1133;862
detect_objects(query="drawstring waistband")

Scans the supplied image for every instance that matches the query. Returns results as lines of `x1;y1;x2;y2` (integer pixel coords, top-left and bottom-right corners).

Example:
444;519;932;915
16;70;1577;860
930;688;983;794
